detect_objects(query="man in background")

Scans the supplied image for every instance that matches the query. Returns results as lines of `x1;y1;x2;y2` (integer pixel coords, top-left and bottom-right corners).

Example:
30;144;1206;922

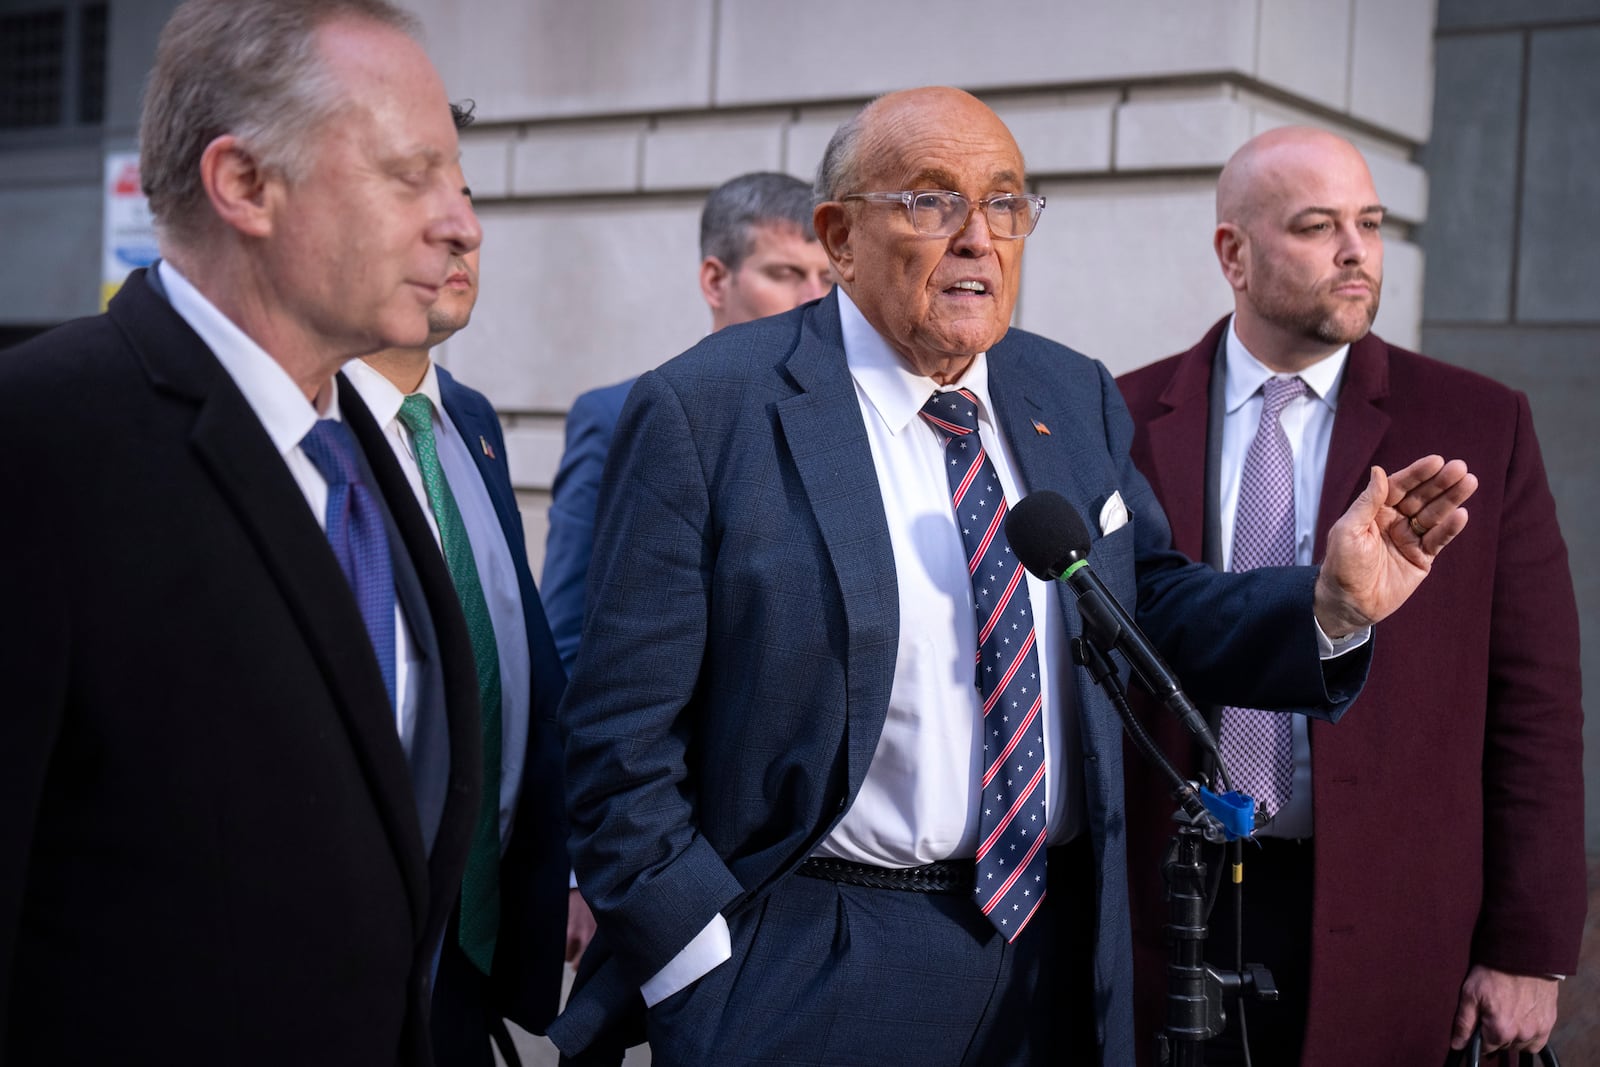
0;1;483;1062
348;101;591;1066
1119;126;1584;1064
541;170;832;671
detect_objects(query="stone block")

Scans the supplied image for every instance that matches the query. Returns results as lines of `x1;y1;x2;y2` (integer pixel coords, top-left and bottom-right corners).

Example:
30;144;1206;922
459;130;514;200
713;0;1257;107
643;115;785;191
1348;0;1436;142
1420;32;1521;323
1019;177;1234;377
501;421;567;492
1361;148;1428;227
510;122;646;197
1257;0;1354;111
1371;235;1423;351
436;199;707;412
990;93;1117;176
1115;88;1253;170
517;491;553;581
412;0;716;120
785;106;862;189
0;184;103;323
1516;26;1600;323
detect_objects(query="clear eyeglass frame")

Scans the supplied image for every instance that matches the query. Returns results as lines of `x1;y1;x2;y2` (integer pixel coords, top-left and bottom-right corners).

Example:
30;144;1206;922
838;189;1046;239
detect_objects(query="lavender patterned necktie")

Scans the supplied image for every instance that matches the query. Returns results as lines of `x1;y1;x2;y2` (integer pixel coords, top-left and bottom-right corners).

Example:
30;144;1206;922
1218;376;1306;818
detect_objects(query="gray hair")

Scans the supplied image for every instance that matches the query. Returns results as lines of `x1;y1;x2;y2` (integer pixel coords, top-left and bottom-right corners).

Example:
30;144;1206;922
699;171;817;270
140;0;420;246
812;103;873;206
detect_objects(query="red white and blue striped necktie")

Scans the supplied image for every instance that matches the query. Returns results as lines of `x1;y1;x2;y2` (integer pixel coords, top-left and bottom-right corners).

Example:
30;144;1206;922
920;388;1048;941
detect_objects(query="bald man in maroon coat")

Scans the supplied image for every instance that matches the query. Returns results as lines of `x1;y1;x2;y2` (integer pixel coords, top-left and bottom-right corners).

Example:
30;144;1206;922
1117;127;1585;1065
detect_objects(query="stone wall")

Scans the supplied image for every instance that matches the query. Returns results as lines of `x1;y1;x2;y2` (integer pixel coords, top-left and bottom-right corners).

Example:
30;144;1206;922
1421;0;1600;853
391;0;1439;571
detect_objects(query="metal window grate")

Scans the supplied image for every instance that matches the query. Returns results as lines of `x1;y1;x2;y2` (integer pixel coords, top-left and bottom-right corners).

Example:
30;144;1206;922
0;10;66;129
77;3;107;125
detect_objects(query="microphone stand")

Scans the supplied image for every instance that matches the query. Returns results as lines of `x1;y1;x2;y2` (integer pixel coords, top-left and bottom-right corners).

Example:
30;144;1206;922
1069;635;1276;1066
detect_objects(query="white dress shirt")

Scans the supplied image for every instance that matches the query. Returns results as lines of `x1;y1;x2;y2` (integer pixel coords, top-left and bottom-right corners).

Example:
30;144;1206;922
818;289;1084;862
158;260;422;746
344;358;531;848
1219;318;1349;839
641;290;1085;1004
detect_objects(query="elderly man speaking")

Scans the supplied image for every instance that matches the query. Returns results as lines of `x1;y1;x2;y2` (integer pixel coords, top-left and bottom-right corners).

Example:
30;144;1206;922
551;86;1476;1066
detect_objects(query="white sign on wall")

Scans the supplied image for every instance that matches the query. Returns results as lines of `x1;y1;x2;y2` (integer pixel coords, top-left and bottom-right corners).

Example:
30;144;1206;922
102;152;159;309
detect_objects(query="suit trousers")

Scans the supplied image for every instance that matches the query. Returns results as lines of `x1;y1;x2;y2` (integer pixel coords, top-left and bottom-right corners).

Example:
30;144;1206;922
433;906;521;1067
1201;836;1313;1065
641;836;1098;1067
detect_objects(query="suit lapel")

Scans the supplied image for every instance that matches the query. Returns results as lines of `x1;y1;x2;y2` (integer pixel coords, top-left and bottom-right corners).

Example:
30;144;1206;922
775;296;899;800
986;339;1112;543
1314;334;1391;560
113;274;432;932
343;376;483;941
438;370;517;544
437;367;567;715
987;339;1131;771
1144;325;1223;560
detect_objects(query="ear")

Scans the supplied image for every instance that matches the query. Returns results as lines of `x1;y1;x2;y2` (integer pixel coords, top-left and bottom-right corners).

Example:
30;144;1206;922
1214;222;1248;292
813;201;856;284
699;255;731;312
199;134;276;239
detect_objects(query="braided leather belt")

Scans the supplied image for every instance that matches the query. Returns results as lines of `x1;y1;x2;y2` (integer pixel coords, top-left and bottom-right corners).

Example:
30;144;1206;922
797;856;976;895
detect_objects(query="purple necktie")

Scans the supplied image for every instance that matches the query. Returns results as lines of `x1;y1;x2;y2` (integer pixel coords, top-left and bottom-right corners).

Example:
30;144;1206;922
921;389;1048;941
1218;376;1306;818
301;419;397;711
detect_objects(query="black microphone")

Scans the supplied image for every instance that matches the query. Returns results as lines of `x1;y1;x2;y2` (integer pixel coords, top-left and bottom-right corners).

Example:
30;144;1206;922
1005;490;1218;754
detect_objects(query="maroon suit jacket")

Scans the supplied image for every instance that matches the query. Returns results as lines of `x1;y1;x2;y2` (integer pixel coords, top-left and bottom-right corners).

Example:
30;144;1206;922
1117;318;1586;1065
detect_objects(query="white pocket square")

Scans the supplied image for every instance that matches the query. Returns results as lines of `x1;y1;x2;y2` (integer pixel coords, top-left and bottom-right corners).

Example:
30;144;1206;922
1098;491;1130;535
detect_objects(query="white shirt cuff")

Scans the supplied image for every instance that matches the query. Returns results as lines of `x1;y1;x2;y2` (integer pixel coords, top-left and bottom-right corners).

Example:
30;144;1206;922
1315;618;1371;658
640;913;732;1007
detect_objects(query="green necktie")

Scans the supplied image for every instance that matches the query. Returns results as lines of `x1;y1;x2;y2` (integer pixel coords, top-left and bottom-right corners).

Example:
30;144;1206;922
397;393;502;975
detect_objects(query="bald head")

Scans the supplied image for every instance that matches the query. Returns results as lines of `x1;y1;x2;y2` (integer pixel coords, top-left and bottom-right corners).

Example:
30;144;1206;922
860;87;1020;170
815;86;1023;204
1213;126;1386;371
1217;126;1377;227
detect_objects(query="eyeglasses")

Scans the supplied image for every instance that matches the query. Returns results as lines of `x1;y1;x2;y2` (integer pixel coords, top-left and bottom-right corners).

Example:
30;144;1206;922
839;189;1046;239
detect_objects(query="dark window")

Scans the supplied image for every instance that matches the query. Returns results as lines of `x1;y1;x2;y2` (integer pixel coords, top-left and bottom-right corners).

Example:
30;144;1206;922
77;3;107;125
0;5;109;131
0;10;67;128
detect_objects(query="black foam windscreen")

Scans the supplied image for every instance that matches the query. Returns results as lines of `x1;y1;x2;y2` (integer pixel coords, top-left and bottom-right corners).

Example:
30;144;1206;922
1005;490;1093;582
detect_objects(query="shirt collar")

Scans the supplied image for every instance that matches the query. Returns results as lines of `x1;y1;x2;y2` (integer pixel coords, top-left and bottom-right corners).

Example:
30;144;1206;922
1224;315;1348;415
837;287;996;435
158;260;339;454
343;357;443;429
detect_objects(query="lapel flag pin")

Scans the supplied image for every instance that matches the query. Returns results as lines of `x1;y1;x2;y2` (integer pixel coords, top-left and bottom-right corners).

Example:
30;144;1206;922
480;435;496;459
1031;419;1051;436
